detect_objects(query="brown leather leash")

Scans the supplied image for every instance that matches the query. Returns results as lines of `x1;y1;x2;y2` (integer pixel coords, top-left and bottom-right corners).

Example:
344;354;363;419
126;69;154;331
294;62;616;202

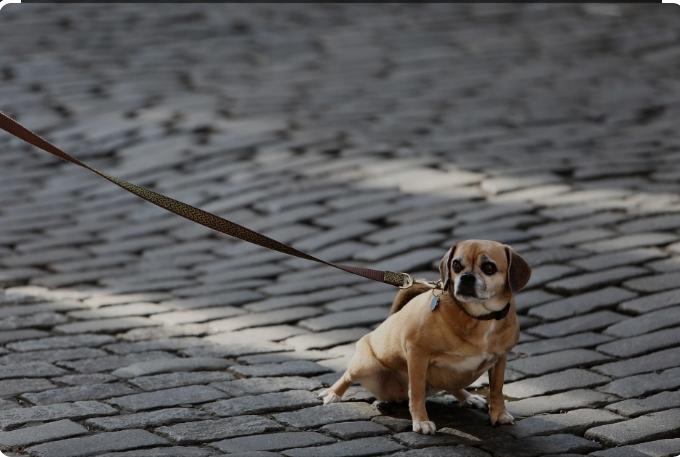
0;111;440;290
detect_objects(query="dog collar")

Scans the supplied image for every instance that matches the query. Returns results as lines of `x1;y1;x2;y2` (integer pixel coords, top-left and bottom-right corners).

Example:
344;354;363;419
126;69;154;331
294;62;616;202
447;288;511;321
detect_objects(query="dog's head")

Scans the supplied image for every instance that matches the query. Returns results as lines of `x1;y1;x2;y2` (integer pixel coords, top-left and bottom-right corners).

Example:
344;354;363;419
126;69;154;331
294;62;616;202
439;239;531;304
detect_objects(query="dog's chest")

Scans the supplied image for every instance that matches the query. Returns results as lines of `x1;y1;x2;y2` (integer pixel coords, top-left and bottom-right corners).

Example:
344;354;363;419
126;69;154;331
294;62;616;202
430;323;501;375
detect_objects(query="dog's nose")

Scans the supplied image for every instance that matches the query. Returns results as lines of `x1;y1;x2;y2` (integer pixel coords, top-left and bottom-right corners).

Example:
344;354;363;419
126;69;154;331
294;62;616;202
460;273;475;284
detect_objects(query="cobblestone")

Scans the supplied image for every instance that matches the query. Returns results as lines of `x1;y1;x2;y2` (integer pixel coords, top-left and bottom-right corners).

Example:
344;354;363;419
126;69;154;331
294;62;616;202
504;369;610;398
86;408;209;431
110;386;227;411
0;419;88;449
1;4;678;456
584;408;680;446
210;432;335;454
156;415;284;444
274;402;381;428
26;429;168;457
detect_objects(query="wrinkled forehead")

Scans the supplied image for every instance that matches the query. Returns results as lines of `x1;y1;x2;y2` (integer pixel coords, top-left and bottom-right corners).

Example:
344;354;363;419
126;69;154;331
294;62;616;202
453;240;507;266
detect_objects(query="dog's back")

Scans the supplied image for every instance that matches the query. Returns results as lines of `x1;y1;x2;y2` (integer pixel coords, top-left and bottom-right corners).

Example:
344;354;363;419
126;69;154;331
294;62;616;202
389;283;432;315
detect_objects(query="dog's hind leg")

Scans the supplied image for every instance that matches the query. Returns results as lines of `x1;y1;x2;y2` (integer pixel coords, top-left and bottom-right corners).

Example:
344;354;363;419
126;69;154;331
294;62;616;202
319;335;382;405
451;389;488;410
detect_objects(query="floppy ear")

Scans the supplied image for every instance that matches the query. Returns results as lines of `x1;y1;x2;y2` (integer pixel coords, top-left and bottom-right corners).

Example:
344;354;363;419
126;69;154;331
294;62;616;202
439;243;457;290
505;246;531;294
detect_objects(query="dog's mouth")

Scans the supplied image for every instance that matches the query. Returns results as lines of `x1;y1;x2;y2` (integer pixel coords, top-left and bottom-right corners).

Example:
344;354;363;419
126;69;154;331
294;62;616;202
455;284;478;299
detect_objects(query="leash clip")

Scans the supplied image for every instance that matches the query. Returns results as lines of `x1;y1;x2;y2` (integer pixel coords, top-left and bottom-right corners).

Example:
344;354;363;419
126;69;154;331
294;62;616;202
398;273;441;290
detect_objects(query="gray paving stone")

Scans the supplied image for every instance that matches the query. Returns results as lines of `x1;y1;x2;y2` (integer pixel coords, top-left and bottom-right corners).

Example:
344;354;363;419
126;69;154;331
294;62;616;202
514;290;561;313
593;347;680;378
86;408;209;431
0;329;49;344
53;374;118;386
245;287;359;313
604;306;680;338
274;401;381;428
321;421;389;439
546;266;648;294
26;429;168;457
0;419;88;448
0;347;107;364
513;332;614;356
0;362;66;379
618;288;680;314
623;271;680;293
570;248;667;271
68;303;172;320
619;214;680;233
283;327;370;351
390;446;492;457
211;376;322;397
21;383;136;405
606;391;680;418
585;408;680;446
182;341;289;359
597;367;680;398
104;337;212;355
112;357;233;378
298;307;389;331
508;409;624;438
588;438;680;457
578;233;679;253
96;448;211;457
151;306;246;325
531;229;617;249
0;312;69;330
156;415;284;444
0;378;56;397
0;401;117;430
130;371;235;391
211;432;335;453
209;306;324;332
59;351;177;373
230;360;332;378
203;390;321;417
523;264;578;289
237;350;335;365
110;385;227;411
481;434;601;457
507;349;613;375
521;248;590;267
505;381;612;415
597;327;680;358
121;324;210;341
528;287;637;321
528;311;627;338
647;256;680;273
504;369;610;399
6;334;116;352
282;436;405;457
54;317;159;334
0;300;87;318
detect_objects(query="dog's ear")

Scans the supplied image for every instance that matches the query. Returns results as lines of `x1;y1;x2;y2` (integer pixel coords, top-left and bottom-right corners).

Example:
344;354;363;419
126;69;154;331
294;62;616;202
505;245;531;294
439;243;457;290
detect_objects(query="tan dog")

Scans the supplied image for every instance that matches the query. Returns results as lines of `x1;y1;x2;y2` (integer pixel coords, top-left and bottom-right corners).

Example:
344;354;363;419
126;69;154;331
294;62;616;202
319;239;531;434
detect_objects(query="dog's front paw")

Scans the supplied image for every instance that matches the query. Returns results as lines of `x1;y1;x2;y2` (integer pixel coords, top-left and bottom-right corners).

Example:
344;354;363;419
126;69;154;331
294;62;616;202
462;394;488;410
413;420;437;435
317;389;341;405
489;409;515;426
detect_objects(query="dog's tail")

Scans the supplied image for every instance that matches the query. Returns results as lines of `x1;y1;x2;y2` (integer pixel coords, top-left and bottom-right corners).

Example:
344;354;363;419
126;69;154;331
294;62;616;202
389;283;432;315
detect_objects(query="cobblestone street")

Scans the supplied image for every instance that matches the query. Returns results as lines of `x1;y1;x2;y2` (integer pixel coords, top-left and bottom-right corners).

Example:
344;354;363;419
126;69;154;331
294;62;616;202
1;3;680;456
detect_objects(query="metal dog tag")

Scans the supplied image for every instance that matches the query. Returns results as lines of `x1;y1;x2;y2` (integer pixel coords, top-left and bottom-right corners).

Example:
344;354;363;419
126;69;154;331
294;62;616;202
430;294;439;311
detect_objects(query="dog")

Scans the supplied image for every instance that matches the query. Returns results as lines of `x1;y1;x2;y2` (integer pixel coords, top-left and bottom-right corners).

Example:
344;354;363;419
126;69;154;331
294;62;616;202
318;239;531;434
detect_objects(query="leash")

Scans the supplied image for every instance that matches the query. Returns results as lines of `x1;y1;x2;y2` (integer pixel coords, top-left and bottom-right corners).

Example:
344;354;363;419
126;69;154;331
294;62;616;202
0;111;440;290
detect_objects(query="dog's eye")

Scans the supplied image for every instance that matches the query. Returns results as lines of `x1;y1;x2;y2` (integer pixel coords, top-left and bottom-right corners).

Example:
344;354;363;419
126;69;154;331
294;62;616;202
452;260;462;273
482;262;497;275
